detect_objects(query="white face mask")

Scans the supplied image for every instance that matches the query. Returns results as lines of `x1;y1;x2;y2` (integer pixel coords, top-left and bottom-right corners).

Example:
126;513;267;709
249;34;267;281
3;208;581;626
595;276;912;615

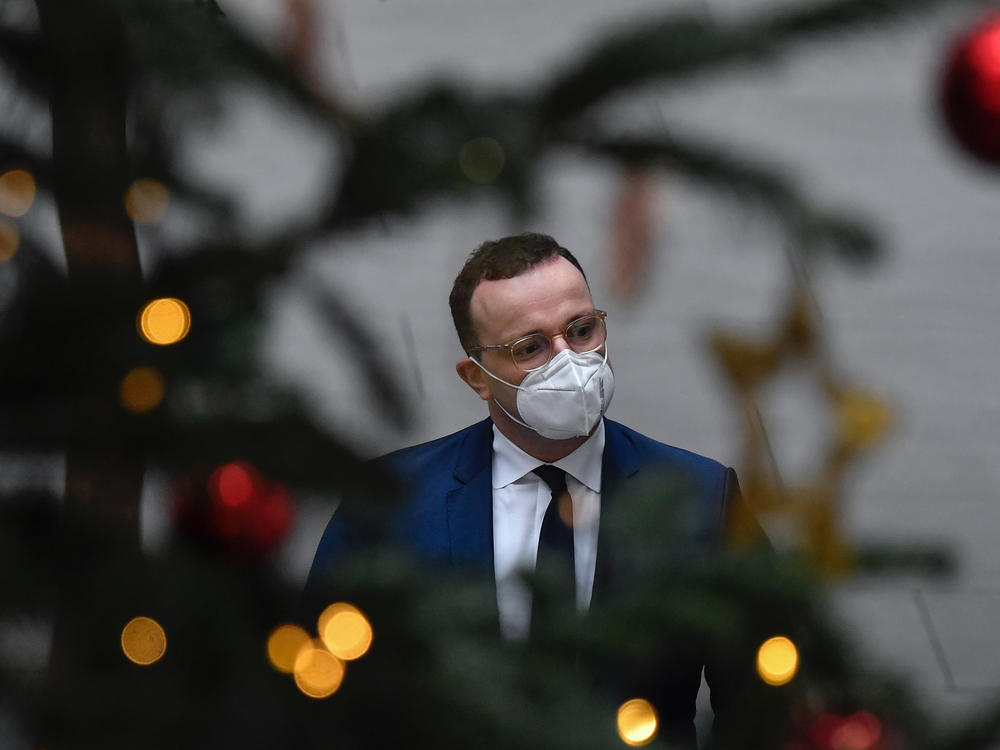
471;348;615;439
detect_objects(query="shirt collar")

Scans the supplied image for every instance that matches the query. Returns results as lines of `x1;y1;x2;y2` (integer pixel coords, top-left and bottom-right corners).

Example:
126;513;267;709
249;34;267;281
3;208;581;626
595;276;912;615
491;419;605;492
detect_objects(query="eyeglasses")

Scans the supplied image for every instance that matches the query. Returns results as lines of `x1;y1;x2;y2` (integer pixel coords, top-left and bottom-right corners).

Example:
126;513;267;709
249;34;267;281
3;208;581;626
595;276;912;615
469;310;607;372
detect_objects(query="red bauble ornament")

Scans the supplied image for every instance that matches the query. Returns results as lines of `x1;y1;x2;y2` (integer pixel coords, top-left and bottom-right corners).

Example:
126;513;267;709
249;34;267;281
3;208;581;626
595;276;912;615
787;710;885;750
941;12;1000;166
808;711;882;750
172;461;295;562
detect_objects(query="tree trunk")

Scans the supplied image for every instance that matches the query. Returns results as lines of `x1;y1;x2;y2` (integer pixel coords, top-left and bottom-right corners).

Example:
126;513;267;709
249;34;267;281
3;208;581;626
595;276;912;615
35;1;145;745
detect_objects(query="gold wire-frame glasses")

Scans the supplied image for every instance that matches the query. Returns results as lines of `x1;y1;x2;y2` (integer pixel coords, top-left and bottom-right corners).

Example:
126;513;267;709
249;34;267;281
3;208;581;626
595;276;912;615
469;310;607;372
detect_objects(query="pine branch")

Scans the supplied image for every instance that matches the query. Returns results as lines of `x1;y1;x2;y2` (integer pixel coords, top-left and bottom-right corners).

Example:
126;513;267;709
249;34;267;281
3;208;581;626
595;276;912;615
304;281;413;432
119;0;352;127
562;131;878;262
756;0;985;38
325;84;534;227
323;82;877;263
540;0;992;123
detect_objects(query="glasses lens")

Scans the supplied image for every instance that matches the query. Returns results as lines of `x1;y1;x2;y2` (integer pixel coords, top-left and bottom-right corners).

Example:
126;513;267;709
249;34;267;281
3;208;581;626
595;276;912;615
510;334;551;370
566;314;606;352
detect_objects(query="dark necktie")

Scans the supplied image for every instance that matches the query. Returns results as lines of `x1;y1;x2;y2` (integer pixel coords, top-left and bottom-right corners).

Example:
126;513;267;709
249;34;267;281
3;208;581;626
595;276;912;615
533;465;575;611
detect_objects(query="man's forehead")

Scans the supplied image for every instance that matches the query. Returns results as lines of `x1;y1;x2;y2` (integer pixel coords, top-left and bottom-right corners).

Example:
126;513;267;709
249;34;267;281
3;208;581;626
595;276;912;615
468;257;593;340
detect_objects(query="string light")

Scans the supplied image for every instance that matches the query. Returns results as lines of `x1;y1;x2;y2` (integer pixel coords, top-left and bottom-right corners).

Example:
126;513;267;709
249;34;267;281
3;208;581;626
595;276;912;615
138;297;191;346
0;169;36;217
318;602;373;661
616;698;658;746
121;616;167;665
757;635;799;686
458;137;505;183
125;178;170;225
831;711;882;750
0;218;19;262
119;366;165;413
267;624;310;674
209;462;258;508
293;640;344;698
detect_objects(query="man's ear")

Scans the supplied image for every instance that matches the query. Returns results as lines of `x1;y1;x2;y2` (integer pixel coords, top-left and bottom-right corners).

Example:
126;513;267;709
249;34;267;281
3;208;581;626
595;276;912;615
456;358;492;401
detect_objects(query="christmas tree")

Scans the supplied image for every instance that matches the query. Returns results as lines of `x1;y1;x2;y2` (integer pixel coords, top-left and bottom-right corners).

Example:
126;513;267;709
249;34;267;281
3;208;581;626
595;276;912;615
2;0;1000;748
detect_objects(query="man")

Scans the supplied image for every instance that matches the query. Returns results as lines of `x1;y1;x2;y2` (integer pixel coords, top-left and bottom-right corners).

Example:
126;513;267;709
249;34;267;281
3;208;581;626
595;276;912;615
307;233;747;744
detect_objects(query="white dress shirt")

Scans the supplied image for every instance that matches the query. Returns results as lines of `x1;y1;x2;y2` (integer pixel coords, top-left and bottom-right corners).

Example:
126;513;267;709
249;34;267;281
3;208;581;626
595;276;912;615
491;420;605;640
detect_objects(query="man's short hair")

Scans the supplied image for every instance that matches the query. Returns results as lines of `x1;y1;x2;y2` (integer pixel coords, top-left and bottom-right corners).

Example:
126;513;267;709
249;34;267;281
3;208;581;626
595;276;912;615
449;232;587;355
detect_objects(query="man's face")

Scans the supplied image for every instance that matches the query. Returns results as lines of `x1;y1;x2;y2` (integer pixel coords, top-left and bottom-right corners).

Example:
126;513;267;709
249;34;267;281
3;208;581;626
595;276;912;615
462;256;596;401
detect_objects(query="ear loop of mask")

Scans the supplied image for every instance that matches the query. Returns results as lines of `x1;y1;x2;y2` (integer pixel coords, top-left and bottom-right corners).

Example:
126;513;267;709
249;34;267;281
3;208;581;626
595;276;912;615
468;357;536;431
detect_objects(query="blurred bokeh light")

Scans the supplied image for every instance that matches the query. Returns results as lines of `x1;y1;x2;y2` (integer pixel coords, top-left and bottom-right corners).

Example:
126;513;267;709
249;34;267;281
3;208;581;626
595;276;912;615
458;137;505;183
293;640;345;698
317;602;373;660
125;178;170;224
138;297;191;345
0;169;36;217
266;624;310;674
756;635;799;686
616;698;658;746
121;616;167;666
0;218;19;262
119;366;166;413
209;461;258;508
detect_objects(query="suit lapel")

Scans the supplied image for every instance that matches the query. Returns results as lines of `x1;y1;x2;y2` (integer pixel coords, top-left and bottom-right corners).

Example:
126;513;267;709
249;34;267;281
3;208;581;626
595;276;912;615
445;418;495;571
594;419;639;601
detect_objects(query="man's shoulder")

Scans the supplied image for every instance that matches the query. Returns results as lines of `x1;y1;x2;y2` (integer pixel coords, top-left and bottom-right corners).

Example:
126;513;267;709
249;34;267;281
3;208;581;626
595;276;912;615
604;418;729;476
375;418;492;477
604;419;740;544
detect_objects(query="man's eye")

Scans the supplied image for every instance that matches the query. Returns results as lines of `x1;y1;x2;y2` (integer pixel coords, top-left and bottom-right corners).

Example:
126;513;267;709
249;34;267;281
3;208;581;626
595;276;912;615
512;336;548;362
513;340;540;357
568;322;595;341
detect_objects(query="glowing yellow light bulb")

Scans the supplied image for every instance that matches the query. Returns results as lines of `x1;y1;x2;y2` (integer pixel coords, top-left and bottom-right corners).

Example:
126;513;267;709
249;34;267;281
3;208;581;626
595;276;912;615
121;616;167;665
0;218;19;262
458;137;505;183
757;635;799;686
293;640;344;698
138;297;191;346
125;178;170;225
119;366;165;413
0;169;36;217
318;602;373;660
267;624;310;674
616;698;658;746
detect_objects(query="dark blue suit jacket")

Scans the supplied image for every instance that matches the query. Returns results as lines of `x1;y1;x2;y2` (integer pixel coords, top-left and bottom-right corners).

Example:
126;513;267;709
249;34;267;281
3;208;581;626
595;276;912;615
306;417;742;745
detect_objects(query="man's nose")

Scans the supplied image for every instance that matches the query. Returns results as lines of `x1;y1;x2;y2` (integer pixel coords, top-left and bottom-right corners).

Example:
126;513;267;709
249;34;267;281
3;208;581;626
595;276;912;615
551;333;570;353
